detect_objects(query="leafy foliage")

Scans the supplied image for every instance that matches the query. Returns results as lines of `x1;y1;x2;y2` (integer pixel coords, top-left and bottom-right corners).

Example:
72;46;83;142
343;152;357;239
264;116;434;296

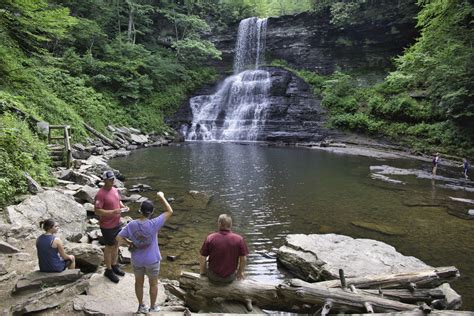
0;113;55;205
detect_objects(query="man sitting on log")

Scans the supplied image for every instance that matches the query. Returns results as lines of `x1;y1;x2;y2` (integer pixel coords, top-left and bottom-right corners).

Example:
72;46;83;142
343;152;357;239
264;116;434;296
199;214;249;283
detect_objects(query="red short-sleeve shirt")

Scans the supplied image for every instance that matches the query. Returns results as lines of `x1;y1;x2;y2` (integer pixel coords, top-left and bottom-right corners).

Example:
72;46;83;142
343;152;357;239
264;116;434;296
200;229;249;278
94;187;121;229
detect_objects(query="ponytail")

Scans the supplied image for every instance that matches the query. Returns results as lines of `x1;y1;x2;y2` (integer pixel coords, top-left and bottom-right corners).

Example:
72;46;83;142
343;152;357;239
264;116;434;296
40;219;55;231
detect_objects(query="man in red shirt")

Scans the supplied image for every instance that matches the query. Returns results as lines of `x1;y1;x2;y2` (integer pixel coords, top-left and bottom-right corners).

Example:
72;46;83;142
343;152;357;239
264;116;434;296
199;214;249;283
95;170;128;283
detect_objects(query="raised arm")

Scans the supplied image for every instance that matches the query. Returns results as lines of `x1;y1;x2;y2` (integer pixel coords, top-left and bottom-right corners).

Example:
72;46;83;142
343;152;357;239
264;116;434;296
157;191;173;221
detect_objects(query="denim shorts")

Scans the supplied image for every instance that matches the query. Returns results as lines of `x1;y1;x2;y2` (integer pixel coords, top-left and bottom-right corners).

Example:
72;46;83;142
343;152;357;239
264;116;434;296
133;261;160;278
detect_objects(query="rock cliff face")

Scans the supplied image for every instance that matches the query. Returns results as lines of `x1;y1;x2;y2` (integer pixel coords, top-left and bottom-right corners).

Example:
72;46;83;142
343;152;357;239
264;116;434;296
172;66;339;142
209;2;418;74
171;3;418;142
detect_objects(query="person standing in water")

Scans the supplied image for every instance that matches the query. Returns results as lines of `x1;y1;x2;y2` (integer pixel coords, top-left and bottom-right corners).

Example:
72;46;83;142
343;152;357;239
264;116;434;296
432;153;440;176
462;158;470;180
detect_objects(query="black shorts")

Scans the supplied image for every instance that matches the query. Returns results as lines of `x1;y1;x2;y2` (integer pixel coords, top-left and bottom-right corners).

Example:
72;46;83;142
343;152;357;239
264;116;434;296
100;225;122;246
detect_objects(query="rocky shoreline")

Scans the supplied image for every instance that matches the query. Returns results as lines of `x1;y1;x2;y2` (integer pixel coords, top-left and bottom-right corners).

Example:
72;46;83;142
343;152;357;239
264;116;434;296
0;127;471;314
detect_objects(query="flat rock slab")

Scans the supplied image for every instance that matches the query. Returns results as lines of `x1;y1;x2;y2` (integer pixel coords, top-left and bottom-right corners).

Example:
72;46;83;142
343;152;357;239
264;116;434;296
277;234;429;282
14;269;83;294
74;271;166;314
370;173;405;185
11;278;89;314
449;197;474;204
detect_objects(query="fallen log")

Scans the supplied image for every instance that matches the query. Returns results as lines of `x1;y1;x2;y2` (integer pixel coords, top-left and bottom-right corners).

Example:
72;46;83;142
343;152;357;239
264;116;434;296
165;272;281;312
315;266;459;289
361;288;444;304
281;279;419;313
84;123;120;149
165;272;421;313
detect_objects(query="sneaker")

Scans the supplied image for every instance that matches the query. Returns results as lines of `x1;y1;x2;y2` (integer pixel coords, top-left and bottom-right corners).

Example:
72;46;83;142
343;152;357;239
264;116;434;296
104;268;119;283
112;264;125;276
137;304;149;313
149;305;161;312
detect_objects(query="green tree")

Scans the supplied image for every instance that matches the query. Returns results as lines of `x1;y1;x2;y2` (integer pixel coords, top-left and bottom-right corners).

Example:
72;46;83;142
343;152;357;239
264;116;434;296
0;0;76;54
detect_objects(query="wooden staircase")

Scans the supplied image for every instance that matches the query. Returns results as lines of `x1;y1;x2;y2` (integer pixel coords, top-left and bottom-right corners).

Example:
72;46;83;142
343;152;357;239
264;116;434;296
48;125;72;168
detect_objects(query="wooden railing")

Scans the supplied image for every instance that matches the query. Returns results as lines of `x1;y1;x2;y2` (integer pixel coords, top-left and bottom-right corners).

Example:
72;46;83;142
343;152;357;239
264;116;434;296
48;125;72;169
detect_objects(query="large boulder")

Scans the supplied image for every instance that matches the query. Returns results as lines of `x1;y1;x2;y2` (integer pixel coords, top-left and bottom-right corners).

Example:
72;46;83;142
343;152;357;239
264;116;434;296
5;190;86;239
277;234;429;282
24;172;44;194
0;240;20;254
73;185;99;204
64;242;104;273
57;169;100;186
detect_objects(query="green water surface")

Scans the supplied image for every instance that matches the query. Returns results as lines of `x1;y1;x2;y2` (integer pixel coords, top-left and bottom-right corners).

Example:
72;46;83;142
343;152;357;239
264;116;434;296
110;142;474;310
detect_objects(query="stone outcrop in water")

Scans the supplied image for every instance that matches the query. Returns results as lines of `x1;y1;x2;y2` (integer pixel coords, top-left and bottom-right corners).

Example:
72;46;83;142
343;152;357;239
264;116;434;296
277;234;432;282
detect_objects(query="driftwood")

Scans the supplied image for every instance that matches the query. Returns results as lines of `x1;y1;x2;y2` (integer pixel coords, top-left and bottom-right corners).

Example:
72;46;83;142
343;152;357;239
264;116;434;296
361;288;444;304
167;272;419;313
316;266;459;289
84;123;119;149
165;272;281;312
166;267;460;314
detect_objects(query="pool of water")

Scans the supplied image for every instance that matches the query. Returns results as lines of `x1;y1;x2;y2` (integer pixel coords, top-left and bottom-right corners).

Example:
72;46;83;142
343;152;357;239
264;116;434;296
110;142;474;310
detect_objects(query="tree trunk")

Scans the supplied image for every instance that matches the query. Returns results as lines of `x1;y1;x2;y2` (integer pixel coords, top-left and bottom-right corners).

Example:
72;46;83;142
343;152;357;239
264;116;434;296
166;268;460;314
316;266;459;289
165;272;426;313
127;2;134;43
83;123;119;149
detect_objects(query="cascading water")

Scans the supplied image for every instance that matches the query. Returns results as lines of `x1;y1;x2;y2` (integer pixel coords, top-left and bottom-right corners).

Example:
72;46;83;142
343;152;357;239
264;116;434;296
184;17;270;141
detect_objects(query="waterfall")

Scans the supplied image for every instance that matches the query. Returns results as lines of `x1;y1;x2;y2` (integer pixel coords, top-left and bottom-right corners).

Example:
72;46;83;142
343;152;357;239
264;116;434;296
184;17;270;141
233;17;268;73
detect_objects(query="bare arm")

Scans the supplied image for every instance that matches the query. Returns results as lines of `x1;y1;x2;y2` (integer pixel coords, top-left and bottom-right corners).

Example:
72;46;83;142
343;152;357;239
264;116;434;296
199;255;207;275
116;235;132;247
157;191;173;221
53;239;74;261
94;207;120;217
237;256;246;280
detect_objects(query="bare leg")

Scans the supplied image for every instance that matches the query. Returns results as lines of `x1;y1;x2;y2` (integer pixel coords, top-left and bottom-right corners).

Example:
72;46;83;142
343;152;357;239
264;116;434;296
135;274;145;305
149;277;158;308
68;255;76;269
103;245;113;269
111;243;119;266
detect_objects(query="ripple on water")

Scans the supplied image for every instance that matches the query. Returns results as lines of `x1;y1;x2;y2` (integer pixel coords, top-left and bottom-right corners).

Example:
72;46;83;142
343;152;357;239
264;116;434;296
109;143;474;310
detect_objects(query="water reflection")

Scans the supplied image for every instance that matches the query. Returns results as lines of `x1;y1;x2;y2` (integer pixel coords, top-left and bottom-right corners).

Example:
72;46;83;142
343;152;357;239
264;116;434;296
110;143;474;309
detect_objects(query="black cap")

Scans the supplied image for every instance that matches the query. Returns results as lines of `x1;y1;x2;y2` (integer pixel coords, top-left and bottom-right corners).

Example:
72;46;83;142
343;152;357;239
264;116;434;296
140;200;154;215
